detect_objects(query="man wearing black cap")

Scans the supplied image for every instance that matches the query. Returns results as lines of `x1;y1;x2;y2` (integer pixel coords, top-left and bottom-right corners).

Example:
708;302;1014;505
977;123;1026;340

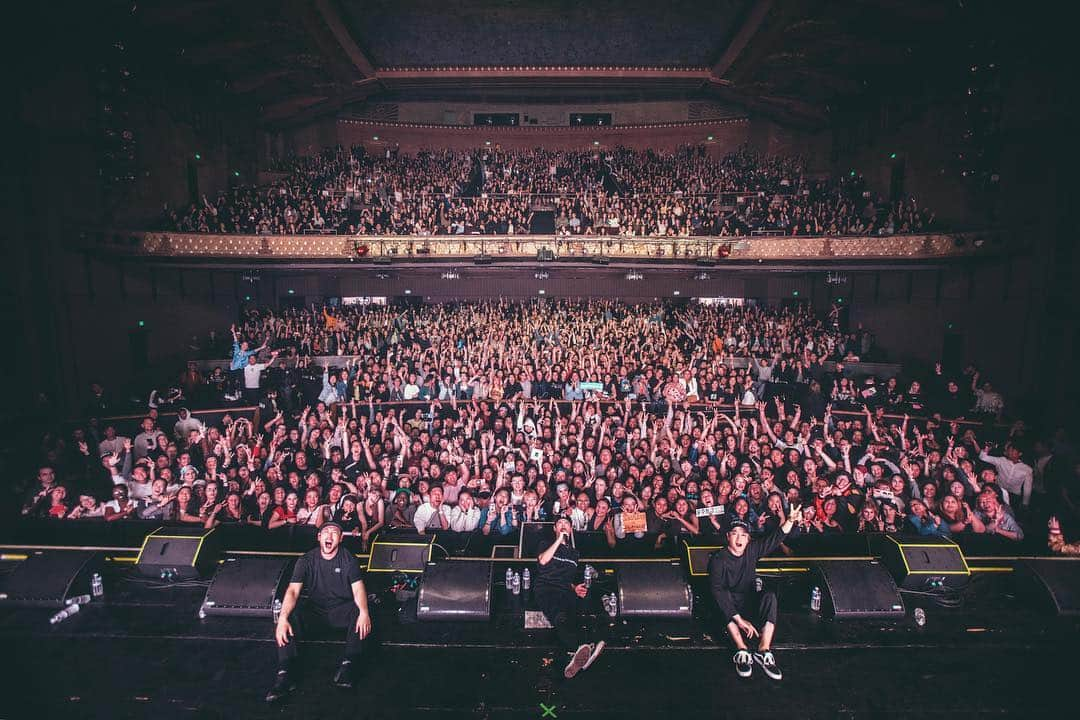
266;522;372;702
536;516;605;679
709;504;803;681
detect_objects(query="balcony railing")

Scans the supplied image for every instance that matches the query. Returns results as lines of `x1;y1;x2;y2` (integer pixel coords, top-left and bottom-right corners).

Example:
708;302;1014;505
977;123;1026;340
105;231;995;262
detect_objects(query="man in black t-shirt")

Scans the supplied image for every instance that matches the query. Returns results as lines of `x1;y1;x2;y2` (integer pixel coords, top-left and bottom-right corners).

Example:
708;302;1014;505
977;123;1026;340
536;517;605;679
266;522;372;703
708;505;802;681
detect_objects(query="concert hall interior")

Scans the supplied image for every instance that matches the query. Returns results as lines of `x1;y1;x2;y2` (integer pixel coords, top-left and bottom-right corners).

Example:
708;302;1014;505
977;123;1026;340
2;1;1076;718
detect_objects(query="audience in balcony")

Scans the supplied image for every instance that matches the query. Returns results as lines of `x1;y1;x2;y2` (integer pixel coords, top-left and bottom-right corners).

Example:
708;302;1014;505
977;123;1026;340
161;145;936;238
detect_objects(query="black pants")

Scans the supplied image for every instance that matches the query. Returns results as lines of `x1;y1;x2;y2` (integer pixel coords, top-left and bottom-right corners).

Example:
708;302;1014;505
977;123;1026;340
277;602;367;670
535;585;591;651
728;589;778;627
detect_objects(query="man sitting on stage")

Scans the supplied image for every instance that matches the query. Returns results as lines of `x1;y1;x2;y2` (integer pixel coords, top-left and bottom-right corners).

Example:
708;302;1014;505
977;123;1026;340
709;504;803;681
266;522;372;702
536;516;605;679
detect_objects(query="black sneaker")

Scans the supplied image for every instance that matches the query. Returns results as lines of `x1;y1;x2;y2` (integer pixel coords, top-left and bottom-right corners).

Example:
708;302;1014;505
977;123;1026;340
265;670;295;703
332;660;354;689
754;651;782;681
733;650;753;678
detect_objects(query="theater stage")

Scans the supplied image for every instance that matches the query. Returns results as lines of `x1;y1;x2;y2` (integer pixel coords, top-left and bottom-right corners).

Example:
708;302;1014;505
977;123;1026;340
0;554;1076;720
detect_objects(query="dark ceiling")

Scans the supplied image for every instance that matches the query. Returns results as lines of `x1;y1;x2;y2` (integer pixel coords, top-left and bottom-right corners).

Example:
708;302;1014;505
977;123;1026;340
337;0;747;68
80;0;1003;128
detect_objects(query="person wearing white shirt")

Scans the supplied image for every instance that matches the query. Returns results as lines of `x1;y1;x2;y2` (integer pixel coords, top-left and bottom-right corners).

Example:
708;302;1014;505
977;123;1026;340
413;486;452;533
243;350;279;403
448;490;482;532
979;444;1034;508
402;374;421;401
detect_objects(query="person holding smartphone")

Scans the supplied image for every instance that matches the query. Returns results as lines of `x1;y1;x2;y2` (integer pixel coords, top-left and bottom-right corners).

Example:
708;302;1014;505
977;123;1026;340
536;517;605;679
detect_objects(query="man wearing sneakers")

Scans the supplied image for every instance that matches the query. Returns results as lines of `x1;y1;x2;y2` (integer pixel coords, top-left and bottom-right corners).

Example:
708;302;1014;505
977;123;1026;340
266;522;373;702
536;516;605;679
709;505;803;681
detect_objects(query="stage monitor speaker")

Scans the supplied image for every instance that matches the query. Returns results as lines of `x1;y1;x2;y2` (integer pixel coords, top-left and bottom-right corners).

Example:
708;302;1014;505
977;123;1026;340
136;526;221;580
1023;559;1080;616
617;561;692;618
876;535;970;591
201;556;296;618
0;550;100;608
368;536;433;574
683;543;724;577
417;561;493;622
815;560;905;619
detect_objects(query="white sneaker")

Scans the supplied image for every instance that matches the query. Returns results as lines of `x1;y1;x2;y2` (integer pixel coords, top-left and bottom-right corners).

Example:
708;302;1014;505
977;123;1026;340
754;651;782;680
733;649;753;678
582;640;605;671
564;644;592;679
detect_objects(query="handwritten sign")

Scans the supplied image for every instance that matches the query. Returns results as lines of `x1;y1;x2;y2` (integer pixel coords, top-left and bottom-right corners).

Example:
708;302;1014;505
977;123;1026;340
621;511;647;534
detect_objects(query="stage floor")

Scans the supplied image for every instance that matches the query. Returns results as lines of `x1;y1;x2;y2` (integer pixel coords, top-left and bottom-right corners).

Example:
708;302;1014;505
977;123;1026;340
0;564;1076;719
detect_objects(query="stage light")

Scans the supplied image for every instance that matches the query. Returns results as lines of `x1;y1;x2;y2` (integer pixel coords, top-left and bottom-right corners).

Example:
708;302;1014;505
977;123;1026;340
707;135;714;141
849;170;855;176
673;290;680;296
538;289;546;295
288;289;295;294
244;295;251;301
793;290;800;297
138;320;145;327
890;153;897;159
234;171;240;177
373;136;379;140
404;289;412;294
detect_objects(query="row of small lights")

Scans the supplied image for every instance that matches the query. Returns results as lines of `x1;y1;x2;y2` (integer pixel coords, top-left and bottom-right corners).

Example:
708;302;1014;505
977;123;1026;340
347;118;747;130
380;66;709;73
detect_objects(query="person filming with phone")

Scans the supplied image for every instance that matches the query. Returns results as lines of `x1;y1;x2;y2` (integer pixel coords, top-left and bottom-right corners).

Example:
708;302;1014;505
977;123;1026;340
536;516;605;679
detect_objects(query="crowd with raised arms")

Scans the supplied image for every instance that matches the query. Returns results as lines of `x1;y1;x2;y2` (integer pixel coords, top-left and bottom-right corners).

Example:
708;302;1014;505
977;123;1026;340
160;145;937;238
21;299;1077;553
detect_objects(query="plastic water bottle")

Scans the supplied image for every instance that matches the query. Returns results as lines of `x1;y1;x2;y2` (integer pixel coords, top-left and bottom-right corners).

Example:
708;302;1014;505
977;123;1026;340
50;603;80;625
272;598;283;624
66;594;91;606
583;565;596;589
755;576;763;592
198;604;207;620
505;567;514;589
511;572;521;595
914;607;926;627
604;593;618;618
522;568;531;590
91;573;104;598
810;586;822;613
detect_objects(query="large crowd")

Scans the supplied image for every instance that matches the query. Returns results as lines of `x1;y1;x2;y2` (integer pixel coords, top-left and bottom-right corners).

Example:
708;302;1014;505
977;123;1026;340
20;299;1078;552
161;145;937;238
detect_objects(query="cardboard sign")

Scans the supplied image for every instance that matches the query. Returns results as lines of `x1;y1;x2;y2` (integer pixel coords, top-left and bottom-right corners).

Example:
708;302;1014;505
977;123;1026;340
621;511;647;534
695;504;726;518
